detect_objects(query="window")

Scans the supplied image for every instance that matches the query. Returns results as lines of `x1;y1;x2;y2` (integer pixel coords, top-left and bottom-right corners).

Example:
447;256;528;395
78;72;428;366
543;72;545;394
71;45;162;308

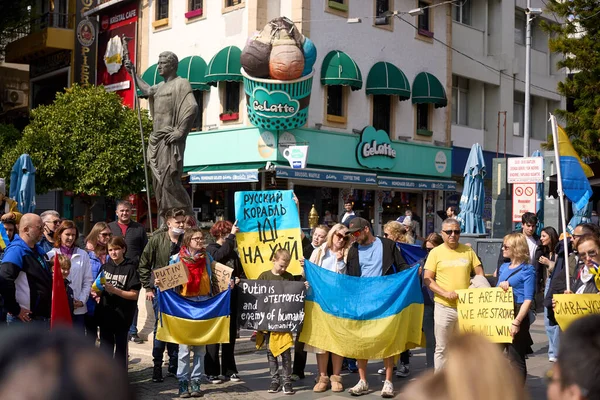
452;0;471;25
513;101;524;137
192;91;204;131
189;0;202;11
326;85;346;123
416;103;431;135
451;76;469;126
417;1;433;37
156;0;169;20
515;11;525;45
327;0;348;14
225;0;242;6
223;81;240;121
372;95;392;135
375;0;391;26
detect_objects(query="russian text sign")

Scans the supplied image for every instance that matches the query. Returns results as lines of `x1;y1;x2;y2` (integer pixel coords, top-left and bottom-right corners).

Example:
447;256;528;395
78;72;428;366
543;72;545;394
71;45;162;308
553;294;600;331
507;157;543;183
456;287;514;343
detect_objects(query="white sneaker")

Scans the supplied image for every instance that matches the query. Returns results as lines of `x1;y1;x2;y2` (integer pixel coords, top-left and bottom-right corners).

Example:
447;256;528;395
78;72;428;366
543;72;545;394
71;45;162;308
381;380;394;398
348;379;369;396
377;366;397;375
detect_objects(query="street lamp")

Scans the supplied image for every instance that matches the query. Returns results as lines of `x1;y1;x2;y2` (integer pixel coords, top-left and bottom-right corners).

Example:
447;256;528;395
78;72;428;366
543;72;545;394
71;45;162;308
523;4;543;156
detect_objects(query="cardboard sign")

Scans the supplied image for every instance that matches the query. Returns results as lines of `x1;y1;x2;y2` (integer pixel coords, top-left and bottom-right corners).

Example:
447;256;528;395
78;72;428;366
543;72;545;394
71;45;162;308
154;262;189;291
238;279;306;332
554;294;600;331
456;288;515;343
212;262;234;293
234;190;303;279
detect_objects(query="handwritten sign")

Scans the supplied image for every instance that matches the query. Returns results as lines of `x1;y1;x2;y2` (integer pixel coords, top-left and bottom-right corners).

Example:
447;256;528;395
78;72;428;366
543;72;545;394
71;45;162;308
234;190;303;279
237;279;306;332
456;288;515;343
154;262;189;291
554;294;600;331
212;262;234;293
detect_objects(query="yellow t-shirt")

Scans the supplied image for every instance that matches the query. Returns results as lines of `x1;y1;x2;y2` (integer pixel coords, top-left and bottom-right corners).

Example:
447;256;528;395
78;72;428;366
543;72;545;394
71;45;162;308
424;243;481;308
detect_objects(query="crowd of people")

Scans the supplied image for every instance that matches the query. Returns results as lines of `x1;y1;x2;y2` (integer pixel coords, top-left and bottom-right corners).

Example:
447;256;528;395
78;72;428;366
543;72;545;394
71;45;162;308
0;196;598;399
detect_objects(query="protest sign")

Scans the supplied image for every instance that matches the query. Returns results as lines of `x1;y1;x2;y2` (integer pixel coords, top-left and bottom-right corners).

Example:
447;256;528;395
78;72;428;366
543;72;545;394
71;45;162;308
237;279;306;332
212;262;234;293
154;262;189;291
456;287;514;343
554;294;600;331
234;190;303;279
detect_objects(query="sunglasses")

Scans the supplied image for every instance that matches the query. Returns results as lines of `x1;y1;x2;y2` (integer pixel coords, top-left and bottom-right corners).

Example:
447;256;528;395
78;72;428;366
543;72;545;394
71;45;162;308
351;229;363;238
502;244;511;250
383;233;388;238
579;250;598;260
100;233;112;237
442;229;461;236
335;232;348;240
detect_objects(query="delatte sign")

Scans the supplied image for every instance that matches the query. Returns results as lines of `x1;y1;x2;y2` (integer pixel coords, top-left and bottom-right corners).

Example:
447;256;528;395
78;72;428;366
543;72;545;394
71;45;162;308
356;126;397;169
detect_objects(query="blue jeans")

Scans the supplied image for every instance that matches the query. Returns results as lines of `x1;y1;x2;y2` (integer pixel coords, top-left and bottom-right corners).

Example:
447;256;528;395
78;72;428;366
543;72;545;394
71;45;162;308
177;345;206;381
544;278;560;359
152;296;179;370
423;304;436;369
7;314;50;331
129;307;138;335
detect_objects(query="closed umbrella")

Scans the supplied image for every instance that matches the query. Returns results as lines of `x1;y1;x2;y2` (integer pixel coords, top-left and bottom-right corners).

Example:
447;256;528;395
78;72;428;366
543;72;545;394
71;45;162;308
457;143;486;234
567;202;592;233
9;154;36;213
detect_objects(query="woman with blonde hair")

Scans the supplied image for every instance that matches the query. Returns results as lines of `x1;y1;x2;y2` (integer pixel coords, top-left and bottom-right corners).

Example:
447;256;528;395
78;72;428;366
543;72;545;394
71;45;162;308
497;232;536;381
401;333;529;400
383;220;414;244
306;223;350;393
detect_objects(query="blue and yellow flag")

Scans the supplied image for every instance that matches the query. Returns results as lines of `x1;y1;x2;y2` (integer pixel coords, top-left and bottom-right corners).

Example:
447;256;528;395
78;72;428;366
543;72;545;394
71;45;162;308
557;124;594;210
92;271;106;293
0;224;10;250
299;260;424;360
156;288;231;345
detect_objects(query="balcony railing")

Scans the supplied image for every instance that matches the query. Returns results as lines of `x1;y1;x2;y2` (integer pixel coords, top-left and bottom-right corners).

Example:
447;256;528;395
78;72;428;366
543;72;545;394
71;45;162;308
4;13;75;46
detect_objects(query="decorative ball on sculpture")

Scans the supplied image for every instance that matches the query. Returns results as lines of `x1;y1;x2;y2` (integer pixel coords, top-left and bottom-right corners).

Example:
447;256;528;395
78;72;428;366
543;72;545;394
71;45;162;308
269;42;304;80
241;40;272;78
302;37;317;76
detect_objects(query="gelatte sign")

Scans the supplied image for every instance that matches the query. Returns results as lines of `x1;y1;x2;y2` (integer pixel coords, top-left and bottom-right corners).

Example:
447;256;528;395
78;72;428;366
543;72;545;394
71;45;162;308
356;126;397;170
250;88;299;118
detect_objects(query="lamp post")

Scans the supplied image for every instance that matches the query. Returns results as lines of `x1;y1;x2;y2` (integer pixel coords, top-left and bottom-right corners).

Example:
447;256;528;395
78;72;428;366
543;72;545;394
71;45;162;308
523;4;543;156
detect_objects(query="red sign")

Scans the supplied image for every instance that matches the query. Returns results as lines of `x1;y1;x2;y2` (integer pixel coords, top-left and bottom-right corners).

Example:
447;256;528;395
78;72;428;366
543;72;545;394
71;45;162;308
512;183;537;222
96;2;138;108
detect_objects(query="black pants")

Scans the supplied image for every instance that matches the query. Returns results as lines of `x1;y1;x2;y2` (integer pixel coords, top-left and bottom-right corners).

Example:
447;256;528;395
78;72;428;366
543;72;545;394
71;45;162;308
152;297;178;371
100;325;129;369
205;293;239;376
400;350;410;365
292;336;307;377
504;303;532;381
84;314;98;343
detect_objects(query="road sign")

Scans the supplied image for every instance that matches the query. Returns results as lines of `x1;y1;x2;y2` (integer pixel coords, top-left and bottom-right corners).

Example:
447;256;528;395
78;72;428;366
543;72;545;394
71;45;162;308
507;157;543;183
512;183;537;222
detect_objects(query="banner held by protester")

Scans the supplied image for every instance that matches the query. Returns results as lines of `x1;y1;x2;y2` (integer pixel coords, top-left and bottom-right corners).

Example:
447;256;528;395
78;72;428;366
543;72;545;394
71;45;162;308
238;279;306;332
456;287;514;343
234;190;303;279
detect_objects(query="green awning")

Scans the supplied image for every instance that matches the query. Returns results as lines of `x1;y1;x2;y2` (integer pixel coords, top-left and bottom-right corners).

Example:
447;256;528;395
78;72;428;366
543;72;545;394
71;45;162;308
136;64;164;96
205;46;243;86
366;61;410;100
411;72;447;108
177;56;210;91
320;50;363;91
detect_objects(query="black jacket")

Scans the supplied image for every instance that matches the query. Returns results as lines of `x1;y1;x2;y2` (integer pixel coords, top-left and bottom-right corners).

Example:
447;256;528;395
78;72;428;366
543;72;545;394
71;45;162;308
347;237;409;277
108;220;148;266
206;234;245;279
0;236;52;318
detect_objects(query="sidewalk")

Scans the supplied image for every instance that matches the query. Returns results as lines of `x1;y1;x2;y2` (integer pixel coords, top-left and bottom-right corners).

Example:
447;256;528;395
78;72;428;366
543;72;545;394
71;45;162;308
129;294;551;399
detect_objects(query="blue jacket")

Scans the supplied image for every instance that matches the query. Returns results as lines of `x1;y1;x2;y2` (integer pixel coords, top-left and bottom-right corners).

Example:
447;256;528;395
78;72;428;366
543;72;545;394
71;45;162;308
0;236;52;317
86;251;108;315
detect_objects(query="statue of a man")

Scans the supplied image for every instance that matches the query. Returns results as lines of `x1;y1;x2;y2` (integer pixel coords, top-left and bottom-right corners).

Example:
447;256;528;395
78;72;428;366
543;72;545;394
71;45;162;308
126;51;197;218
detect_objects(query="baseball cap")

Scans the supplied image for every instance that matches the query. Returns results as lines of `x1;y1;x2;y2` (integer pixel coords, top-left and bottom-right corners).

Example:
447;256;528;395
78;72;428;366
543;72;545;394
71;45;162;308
347;217;370;234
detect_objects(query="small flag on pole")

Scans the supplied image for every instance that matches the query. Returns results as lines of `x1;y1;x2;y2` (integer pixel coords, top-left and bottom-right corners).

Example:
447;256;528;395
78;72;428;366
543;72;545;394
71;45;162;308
92;271;106;293
51;255;72;329
556;124;593;210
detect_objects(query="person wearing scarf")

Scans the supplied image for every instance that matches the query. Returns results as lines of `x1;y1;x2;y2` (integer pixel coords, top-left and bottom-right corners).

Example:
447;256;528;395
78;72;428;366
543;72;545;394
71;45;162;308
165;228;217;398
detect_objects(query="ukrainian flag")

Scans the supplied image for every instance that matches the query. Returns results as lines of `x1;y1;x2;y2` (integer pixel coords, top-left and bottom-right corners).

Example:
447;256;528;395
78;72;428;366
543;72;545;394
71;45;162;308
92;271;106;293
0;224;10;250
557;124;594;210
156;288;231;345
299;260;424;360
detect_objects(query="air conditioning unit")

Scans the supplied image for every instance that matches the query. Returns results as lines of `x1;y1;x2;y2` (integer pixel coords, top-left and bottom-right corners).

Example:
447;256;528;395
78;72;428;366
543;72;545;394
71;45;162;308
4;89;25;106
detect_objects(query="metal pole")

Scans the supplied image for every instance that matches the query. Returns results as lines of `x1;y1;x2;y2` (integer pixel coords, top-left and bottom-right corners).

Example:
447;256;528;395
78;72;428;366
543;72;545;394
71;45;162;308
497;111;500;158
524;2;532;156
549;114;570;292
122;35;153;233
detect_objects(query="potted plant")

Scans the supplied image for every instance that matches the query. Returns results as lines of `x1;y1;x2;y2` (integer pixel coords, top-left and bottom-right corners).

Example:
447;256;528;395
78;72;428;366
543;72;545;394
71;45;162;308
219;110;239;121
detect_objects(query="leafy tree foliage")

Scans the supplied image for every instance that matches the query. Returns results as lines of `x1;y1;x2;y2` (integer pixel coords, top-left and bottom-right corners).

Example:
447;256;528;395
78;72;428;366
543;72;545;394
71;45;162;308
542;1;600;160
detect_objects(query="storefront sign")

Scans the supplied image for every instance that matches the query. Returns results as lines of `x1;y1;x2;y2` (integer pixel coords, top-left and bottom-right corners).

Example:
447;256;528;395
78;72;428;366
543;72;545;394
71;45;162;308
74;0;98;85
507;157;543;183
377;176;457;191
282;145;308;169
276;167;377;185
189;170;259;184
356;126;396;170
251;88;299;118
435;151;448;173
512;183;536;222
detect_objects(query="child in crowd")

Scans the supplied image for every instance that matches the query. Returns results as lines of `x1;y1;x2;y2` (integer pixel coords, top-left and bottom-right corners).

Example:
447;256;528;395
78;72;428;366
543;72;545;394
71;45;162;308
257;249;295;395
52;255;74;315
95;237;141;369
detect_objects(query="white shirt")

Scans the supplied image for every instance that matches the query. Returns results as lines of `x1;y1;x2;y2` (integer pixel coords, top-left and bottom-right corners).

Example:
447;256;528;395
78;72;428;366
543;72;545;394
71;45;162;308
320;248;347;274
341;211;355;223
526;235;538;262
47;247;93;315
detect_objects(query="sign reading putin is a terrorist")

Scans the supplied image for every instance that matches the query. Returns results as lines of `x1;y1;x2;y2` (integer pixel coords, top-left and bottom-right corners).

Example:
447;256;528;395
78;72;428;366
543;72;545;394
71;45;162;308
234;190;303;279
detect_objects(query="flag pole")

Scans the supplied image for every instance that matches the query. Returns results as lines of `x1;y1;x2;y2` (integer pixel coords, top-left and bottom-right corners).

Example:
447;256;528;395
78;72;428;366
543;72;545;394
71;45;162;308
549;114;571;292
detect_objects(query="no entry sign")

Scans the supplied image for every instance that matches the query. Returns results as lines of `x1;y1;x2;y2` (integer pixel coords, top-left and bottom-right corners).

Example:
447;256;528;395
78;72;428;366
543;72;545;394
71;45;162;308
512;183;537;222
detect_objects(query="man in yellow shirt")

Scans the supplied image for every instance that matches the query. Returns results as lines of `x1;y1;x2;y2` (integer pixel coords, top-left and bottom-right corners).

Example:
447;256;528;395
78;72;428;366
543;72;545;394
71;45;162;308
424;219;484;370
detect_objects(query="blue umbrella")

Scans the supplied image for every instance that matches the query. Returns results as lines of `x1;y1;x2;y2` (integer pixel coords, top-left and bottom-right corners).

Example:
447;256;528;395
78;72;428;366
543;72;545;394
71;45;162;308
457;143;486;234
567;202;592;234
9;154;36;213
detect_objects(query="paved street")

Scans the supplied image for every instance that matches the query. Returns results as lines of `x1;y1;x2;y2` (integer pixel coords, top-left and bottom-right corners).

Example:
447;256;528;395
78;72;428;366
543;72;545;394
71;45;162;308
128;302;552;400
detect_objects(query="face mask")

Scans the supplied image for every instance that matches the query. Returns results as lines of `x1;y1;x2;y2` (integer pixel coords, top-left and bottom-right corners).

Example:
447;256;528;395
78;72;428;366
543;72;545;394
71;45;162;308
171;227;185;236
46;229;55;238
